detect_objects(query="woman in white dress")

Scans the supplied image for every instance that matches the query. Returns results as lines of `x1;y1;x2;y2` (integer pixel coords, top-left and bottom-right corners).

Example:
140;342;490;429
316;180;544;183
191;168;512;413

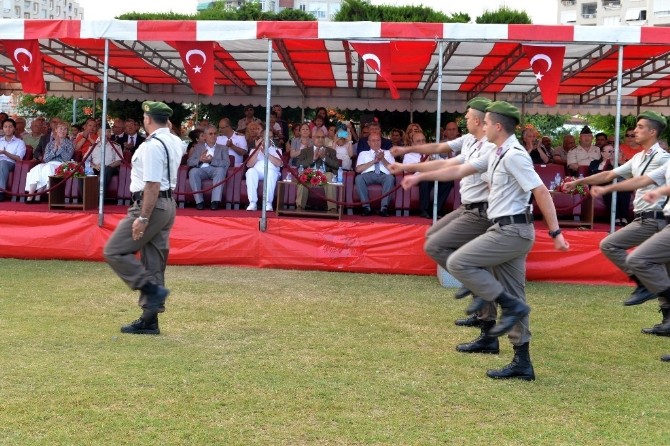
25;122;74;202
245;122;283;211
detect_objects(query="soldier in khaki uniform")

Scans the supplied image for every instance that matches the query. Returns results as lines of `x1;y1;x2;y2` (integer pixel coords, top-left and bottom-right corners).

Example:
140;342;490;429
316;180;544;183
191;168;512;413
587;113;670;359
104;101;184;335
566;111;670;309
393;97;500;354
406;101;569;381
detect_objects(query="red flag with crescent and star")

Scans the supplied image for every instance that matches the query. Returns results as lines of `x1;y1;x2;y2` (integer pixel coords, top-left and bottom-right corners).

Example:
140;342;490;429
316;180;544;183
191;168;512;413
1;39;46;94
349;41;400;100
522;45;565;107
174;41;215;96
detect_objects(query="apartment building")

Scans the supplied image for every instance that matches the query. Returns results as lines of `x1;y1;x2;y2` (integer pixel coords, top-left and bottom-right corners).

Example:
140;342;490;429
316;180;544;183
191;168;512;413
558;0;670;26
1;0;83;19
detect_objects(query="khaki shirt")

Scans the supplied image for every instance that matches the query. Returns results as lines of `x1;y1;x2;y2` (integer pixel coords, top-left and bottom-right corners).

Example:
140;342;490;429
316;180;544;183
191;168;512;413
456;134;496;204
613;144;670;212
480;135;543;220
567;145;600;167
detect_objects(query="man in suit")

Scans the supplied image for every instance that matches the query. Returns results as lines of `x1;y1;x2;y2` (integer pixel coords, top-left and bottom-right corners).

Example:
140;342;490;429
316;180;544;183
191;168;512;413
187;124;230;211
123;118;145;155
295;130;339;213
111;118;126;145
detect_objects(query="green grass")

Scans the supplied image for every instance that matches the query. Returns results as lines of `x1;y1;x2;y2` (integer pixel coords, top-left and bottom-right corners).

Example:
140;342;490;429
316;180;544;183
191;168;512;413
0;259;668;445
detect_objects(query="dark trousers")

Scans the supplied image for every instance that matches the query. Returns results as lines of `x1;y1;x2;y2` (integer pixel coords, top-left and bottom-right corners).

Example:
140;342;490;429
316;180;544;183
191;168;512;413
420;180;453;215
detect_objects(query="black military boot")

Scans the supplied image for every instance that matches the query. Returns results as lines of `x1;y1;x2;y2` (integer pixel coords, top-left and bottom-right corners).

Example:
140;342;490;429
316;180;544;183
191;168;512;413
486;342;535;381
465;296;487;315
641;306;670;336
454;287;472;299
141;282;170;311
488;291;531;338
456;320;500;354
454;314;482;327
120;314;160;335
623;275;657;306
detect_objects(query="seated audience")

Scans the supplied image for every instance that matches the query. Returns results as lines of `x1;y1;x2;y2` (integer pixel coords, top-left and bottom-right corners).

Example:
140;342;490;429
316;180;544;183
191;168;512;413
245;122;283;211
389;128;404;147
188;124;230;211
522;127;551;164
22;116;45;150
355;133;395;217
620;127;642;163
0;118;27;201
294;130;339;213
441;121;459;142
217;118;247;167
553;134;575;165
589;144;631;225
310;116;328;139
88;134;123;196
567;126;600;174
25;122;74;202
122;118;144;154
237;105;263;133
186;129;204;159
289;123;313;167
332;132;354;171
404;123;424;147
14;117;27;139
403;131;453;218
356;121;392;154
73;118;98;158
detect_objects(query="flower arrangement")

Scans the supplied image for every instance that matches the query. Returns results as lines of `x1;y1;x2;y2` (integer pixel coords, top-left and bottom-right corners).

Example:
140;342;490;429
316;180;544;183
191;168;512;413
54;160;85;178
556;176;589;196
33;96;46;105
298;167;328;186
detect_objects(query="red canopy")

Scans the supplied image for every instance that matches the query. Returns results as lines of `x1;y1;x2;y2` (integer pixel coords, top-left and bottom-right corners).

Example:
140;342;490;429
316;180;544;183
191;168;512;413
1;19;670;114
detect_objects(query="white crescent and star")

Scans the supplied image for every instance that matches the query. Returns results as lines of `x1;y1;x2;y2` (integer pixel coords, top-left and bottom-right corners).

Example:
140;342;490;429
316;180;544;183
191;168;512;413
185;49;207;74
13;47;33;72
361;53;382;76
530;53;552;81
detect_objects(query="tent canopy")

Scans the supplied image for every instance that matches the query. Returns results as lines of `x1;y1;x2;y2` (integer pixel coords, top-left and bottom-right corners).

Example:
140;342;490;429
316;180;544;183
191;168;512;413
2;19;670;114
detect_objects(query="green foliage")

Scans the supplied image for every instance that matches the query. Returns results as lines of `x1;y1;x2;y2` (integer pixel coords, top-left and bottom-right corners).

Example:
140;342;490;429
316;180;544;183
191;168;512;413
118;1;315;21
524;114;569;141
17;95;100;124
334;0;468;23
476;5;532;24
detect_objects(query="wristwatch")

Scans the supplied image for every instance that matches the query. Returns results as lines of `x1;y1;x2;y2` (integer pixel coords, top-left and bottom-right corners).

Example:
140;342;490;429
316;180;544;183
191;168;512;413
548;228;562;239
137;216;149;224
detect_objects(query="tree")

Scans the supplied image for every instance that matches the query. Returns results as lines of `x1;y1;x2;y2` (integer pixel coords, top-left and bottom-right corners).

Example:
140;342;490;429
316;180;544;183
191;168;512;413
476;6;532;24
334;0;468;23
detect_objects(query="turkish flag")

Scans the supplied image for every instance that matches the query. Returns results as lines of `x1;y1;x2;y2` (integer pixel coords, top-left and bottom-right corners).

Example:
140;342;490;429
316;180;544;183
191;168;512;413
174;41;215;96
523;45;565;107
2;39;46;94
350;41;400;99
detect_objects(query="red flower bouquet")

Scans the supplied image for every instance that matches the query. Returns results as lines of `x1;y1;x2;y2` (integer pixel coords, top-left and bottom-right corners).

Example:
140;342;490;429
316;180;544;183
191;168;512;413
556;175;589;196
54;160;85;178
298;167;328;186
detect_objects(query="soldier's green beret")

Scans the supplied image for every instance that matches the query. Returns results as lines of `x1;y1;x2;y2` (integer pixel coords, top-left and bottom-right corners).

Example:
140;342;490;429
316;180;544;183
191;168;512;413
637;110;667;128
466;96;492;113
485;101;520;124
142;101;173;117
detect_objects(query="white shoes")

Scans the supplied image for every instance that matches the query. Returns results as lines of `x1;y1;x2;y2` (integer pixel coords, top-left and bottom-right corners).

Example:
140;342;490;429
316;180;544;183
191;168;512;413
246;202;272;211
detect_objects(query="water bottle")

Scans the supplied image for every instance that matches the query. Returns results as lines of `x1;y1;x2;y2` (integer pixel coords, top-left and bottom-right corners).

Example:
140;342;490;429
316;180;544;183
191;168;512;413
84;157;93;176
337;167;343;183
578;173;584;180
554;173;561;186
285;171;292;182
298;164;304;176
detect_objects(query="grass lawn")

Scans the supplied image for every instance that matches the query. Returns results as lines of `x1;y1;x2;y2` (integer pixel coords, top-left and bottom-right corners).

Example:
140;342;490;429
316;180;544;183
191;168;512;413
0;258;668;445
